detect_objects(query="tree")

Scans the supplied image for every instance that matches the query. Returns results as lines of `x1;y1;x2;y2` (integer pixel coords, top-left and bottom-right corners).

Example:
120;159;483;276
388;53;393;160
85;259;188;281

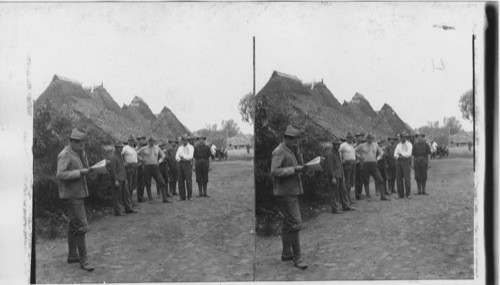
443;116;462;135
238;92;255;124
221;119;240;137
459;89;474;121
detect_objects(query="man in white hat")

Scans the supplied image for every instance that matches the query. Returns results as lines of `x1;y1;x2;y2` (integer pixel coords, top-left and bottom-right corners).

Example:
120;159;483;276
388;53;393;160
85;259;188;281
56;128;94;271
271;124;308;269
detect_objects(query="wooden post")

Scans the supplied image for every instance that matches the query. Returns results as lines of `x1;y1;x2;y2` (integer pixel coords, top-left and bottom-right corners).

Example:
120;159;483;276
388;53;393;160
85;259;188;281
472;34;475;171
253;36;256;96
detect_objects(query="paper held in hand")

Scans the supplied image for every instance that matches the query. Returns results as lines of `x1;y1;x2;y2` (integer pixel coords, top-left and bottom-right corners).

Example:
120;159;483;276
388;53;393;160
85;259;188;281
90;159;110;174
304;156;324;171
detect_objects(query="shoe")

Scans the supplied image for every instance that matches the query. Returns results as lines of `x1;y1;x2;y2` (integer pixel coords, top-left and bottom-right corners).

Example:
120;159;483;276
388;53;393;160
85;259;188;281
343;206;356;211
356;196;364;200
67;257;80;264
407;196;412;199
281;254;294;261
294;259;308;269
196;194;203;198
126;209;138;213
162;200;172;203
148;200;154;204
366;197;372;202
331;210;342;214
381;198;391;201
80;261;94;271
416;192;421;195
204;195;210;198
178;198;186;201
187;198;193;201
422;192;429;195
115;212;126;216
173;193;178;196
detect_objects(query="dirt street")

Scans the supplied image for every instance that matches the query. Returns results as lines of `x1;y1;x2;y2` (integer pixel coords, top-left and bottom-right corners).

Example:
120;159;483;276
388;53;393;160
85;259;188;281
36;159;254;283
255;148;475;281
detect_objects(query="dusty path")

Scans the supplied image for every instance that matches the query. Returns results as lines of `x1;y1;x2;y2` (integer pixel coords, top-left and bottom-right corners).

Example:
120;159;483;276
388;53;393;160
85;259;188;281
36;160;254;283
256;150;474;281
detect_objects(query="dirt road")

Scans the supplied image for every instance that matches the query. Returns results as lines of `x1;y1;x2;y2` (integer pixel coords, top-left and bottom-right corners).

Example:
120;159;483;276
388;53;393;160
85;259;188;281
36;159;254;283
255;148;475;281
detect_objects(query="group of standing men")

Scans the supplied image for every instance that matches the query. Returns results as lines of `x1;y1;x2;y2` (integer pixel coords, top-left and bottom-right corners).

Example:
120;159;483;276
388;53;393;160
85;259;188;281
56;128;214;271
271;125;432;270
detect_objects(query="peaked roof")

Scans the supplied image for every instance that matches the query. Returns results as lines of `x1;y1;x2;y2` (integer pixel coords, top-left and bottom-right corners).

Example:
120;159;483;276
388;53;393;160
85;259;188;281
228;133;251;145
451;130;472;143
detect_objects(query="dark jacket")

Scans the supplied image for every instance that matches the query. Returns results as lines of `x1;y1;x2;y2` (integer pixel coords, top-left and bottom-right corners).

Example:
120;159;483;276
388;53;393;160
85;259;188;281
325;147;343;179
110;150;126;182
56;146;89;199
271;142;304;196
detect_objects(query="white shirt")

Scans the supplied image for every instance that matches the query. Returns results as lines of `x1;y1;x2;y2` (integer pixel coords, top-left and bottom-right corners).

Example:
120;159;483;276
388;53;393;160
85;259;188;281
121;145;138;164
175;143;194;162
210;144;217;155
394;141;413;159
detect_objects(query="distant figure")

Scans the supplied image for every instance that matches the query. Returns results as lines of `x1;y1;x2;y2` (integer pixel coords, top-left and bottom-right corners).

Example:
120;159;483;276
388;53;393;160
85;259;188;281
56;128;94;271
122;135;139;203
194;136;213;197
210;143;217;161
135;135;148;202
431;141;438;159
176;135;194;201
468;141;472;151
166;139;179;196
412;133;431;195
339;131;356;204
271;125;308;269
110;141;137;216
158;141;171;197
246;143;251;154
385;136;398;194
376;138;389;196
394;132;413;199
325;137;355;214
353;132;366;200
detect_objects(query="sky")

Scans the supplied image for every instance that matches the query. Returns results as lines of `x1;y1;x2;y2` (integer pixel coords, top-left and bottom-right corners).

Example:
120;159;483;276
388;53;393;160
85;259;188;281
4;2;485;133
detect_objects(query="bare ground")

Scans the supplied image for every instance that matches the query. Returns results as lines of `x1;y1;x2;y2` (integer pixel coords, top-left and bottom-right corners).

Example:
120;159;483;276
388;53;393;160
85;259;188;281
35;159;255;283
255;148;475;281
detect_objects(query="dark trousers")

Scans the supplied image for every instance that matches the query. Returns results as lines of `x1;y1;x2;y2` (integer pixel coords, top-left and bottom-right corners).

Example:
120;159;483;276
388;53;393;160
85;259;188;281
343;161;356;202
329;177;351;212
278;195;303;262
387;163;397;193
144;164;168;202
178;161;193;199
195;159;209;196
278;195;302;233
361;162;386;199
113;180;133;214
396;158;412;197
125;164;137;198
159;162;170;196
168;162;178;195
355;162;366;198
65;198;89;264
414;157;429;194
377;160;388;194
137;165;146;200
